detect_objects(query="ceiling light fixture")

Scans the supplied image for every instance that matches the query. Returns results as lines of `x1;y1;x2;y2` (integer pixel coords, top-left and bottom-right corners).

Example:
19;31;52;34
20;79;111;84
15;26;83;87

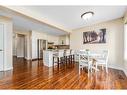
81;11;94;20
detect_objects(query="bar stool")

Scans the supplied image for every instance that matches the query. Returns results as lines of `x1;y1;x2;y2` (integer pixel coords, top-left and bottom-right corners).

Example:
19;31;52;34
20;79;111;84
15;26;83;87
53;50;65;69
70;49;75;65
64;49;71;67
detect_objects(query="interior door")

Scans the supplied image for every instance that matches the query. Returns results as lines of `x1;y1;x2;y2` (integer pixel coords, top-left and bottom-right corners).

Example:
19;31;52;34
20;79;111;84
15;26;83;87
0;24;4;71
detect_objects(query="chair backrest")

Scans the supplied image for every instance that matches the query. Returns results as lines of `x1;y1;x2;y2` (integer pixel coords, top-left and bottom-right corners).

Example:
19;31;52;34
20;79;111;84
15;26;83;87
65;49;70;56
58;50;65;57
79;50;89;63
102;50;109;63
92;50;109;63
70;49;75;55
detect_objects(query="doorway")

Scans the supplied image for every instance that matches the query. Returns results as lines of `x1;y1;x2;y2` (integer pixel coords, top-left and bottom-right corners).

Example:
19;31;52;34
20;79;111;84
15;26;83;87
13;34;26;58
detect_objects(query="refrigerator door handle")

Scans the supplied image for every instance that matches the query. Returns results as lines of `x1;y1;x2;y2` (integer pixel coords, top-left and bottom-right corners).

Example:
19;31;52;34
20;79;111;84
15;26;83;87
0;49;3;51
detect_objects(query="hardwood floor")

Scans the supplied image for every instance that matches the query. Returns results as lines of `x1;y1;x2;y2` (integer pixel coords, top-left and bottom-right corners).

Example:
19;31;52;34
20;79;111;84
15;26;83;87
0;57;127;89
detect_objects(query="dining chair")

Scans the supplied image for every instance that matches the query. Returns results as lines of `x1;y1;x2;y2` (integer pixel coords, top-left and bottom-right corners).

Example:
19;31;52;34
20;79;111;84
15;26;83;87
53;50;65;69
78;50;92;74
95;50;109;73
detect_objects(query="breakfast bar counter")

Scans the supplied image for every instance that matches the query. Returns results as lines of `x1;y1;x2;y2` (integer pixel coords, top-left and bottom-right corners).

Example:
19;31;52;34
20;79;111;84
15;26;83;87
43;50;55;67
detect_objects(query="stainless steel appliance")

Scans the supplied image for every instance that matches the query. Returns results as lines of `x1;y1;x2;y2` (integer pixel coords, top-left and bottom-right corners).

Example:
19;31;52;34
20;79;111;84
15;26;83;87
37;39;47;60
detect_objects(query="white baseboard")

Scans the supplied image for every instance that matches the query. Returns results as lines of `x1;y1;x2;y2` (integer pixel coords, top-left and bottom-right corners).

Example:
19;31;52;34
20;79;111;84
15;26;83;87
17;56;24;58
108;64;127;77
25;57;31;60
122;63;127;76
4;67;13;71
108;64;124;70
122;69;127;77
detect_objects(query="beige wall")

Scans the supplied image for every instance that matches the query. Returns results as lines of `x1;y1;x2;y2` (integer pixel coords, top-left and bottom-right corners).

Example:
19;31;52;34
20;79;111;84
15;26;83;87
124;10;127;24
70;18;124;66
124;11;127;68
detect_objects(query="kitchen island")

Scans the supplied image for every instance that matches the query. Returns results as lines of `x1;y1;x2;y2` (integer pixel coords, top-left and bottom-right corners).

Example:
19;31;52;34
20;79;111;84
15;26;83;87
43;50;58;67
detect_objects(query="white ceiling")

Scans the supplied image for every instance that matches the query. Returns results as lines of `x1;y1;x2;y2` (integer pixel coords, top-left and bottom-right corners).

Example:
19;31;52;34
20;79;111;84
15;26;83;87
0;6;127;35
14;6;127;30
0;6;69;35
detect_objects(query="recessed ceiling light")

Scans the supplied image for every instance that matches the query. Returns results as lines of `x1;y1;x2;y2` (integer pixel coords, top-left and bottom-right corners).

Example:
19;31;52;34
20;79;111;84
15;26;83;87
81;11;94;20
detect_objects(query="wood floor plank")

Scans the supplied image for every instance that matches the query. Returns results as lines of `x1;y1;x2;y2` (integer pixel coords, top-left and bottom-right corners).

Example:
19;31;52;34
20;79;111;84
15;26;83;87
0;57;127;89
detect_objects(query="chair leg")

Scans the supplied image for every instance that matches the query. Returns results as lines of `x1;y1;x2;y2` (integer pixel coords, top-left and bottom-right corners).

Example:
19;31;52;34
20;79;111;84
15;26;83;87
90;64;92;72
53;57;54;68
60;57;63;67
79;65;80;74
96;64;98;73
57;58;59;69
70;55;72;67
106;64;108;73
66;56;68;67
102;65;104;70
73;55;75;67
88;65;90;77
68;56;71;68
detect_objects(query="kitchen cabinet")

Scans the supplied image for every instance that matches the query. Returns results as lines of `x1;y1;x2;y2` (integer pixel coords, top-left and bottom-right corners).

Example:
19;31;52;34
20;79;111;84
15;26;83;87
59;35;70;45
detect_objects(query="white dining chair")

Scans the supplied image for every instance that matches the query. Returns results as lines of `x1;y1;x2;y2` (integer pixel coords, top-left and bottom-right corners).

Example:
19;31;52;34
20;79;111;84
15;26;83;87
78;50;92;74
95;50;109;73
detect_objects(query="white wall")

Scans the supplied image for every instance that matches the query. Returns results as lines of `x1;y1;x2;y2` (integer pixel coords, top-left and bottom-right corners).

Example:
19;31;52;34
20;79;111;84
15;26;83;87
70;18;124;66
32;31;47;59
14;30;60;60
13;33;17;56
13;30;31;60
31;30;59;59
0;16;13;71
16;35;25;57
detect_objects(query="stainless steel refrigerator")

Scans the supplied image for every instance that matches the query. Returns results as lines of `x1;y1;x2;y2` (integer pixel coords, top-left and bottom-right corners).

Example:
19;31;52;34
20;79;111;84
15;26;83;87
37;39;47;60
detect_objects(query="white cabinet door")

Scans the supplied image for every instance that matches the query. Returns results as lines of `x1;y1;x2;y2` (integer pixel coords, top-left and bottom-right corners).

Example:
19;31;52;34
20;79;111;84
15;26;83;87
0;24;4;71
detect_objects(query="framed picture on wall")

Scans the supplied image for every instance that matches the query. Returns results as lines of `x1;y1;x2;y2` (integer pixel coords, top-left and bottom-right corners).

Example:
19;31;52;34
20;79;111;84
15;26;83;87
83;28;106;44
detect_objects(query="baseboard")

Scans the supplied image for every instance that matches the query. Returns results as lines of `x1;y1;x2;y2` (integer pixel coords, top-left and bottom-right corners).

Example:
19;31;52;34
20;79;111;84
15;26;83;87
122;69;127;77
4;67;13;71
108;64;127;77
32;58;42;61
25;57;32;61
108;64;124;70
17;56;24;58
32;58;38;61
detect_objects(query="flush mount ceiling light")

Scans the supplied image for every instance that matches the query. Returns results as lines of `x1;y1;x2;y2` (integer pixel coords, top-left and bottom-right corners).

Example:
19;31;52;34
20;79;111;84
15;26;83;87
81;11;94;20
